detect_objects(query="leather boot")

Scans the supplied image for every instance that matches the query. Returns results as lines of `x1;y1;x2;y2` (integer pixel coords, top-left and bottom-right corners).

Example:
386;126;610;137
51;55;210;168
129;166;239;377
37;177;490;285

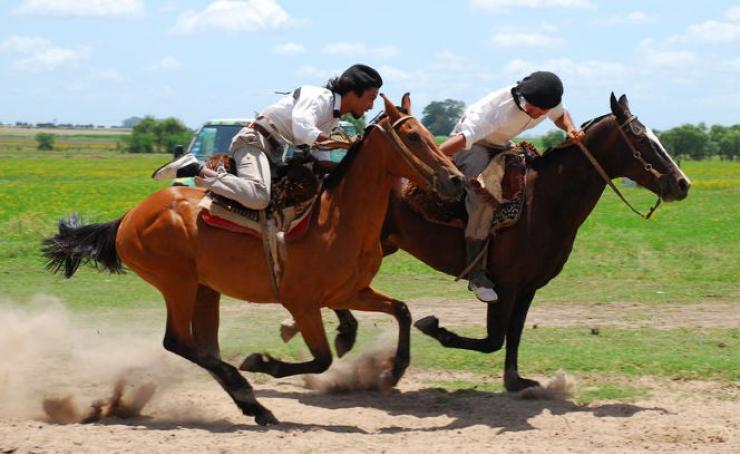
466;238;498;303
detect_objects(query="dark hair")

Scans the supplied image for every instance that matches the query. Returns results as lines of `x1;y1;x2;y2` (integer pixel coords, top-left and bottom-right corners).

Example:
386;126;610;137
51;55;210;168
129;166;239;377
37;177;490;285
326;64;383;97
515;71;563;109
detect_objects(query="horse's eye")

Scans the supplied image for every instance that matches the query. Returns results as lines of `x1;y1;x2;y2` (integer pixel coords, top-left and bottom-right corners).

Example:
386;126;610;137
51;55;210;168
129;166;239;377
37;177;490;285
407;132;420;142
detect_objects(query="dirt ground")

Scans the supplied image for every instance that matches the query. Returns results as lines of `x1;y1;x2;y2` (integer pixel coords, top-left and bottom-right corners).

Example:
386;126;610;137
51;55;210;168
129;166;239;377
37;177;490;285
0;297;738;453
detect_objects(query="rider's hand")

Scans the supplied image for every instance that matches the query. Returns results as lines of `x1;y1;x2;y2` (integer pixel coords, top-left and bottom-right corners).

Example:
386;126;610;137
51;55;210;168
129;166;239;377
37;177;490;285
567;128;585;142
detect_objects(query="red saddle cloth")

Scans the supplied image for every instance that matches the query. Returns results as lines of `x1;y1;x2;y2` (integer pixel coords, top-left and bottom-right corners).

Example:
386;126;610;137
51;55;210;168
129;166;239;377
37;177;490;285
200;207;313;241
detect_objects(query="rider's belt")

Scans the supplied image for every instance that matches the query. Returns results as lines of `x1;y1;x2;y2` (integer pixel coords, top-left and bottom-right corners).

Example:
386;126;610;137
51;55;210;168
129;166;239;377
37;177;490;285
251;119;282;150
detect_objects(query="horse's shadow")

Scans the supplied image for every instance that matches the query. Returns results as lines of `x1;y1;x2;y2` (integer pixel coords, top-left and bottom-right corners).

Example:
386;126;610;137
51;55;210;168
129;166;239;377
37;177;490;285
255;385;670;433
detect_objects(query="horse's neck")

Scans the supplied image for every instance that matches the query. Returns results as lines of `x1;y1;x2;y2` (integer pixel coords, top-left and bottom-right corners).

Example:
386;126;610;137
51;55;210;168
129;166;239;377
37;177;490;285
320;133;395;245
528;127;619;233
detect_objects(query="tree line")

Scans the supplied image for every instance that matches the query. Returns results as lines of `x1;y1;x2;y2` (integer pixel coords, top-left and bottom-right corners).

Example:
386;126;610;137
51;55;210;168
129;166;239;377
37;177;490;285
28;103;740;160
420;99;739;160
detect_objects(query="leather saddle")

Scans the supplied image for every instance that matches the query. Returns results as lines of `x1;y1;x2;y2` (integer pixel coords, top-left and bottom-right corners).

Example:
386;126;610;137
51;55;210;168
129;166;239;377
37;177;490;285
402;141;539;233
198;154;321;241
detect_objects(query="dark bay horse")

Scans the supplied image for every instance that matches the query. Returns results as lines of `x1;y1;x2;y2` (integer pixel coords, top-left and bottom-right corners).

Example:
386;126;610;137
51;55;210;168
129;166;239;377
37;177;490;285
321;93;691;392
42;94;464;425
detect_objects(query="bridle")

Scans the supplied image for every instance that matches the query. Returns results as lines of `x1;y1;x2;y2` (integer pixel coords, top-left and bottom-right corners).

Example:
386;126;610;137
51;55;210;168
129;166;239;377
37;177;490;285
574;114;663;219
370;115;439;190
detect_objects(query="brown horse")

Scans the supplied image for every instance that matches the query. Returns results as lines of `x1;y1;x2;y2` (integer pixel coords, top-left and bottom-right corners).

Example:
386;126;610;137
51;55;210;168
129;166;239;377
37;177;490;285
323;93;691;392
42;94;464;425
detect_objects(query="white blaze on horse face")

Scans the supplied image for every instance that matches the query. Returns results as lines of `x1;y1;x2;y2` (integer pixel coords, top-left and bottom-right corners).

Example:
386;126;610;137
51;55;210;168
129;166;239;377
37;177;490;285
645;127;691;184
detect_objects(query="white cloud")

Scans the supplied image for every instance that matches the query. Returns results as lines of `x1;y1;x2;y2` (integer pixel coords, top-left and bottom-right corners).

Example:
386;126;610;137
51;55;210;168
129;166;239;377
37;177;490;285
274;42;305;55
147;56;183;71
90;68;123;82
727;6;740;21
684;20;740;44
172;0;292;34
15;0;143;17
321;42;399;59
0;36;92;72
471;0;590;14
489;31;563;48
595;10;656;26
638;39;699;70
377;65;411;82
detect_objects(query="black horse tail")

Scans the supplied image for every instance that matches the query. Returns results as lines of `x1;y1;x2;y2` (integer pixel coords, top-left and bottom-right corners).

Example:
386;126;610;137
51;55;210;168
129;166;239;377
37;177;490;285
42;213;124;278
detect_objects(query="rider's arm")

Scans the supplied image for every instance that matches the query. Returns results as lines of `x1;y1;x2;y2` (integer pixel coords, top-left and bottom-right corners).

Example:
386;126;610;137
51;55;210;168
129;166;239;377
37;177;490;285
440;134;466;156
554;109;584;141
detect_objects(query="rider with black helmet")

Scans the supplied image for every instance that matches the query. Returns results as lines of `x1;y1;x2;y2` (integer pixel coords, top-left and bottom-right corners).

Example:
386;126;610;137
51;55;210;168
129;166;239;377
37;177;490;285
439;71;584;303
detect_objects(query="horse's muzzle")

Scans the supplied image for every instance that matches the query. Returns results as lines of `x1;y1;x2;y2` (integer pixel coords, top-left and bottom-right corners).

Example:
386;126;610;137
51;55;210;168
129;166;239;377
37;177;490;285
660;172;691;202
435;171;465;201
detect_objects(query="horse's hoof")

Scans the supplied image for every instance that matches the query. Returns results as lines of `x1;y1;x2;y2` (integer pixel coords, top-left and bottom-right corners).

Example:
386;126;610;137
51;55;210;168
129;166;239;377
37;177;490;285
279;318;299;343
240;353;266;372
414;316;439;335
255;410;279;426
334;334;356;358
504;374;540;392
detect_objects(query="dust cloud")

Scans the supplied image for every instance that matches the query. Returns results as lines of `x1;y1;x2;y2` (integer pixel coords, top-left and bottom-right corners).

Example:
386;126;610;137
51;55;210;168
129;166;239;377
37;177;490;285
303;341;398;395
0;295;184;423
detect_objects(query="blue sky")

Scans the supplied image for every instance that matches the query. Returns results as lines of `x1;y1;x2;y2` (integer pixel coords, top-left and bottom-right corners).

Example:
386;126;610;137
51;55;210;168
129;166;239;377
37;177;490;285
1;0;738;135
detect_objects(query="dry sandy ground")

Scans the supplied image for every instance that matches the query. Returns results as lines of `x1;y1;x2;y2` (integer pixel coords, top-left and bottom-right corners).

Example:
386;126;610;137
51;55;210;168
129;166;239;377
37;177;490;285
0;297;738;453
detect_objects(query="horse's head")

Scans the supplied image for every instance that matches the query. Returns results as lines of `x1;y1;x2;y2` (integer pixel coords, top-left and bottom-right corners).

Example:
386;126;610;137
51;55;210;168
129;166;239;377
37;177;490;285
374;93;464;200
608;93;691;202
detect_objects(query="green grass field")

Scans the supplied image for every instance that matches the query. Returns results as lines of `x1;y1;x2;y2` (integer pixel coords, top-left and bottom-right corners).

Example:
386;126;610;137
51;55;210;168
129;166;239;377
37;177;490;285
1;149;738;400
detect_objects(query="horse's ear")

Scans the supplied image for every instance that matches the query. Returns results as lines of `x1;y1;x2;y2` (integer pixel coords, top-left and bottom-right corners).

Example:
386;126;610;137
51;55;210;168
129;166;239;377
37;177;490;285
381;93;400;122
609;92;627;118
610;92;622;116
618;94;631;114
401;92;412;114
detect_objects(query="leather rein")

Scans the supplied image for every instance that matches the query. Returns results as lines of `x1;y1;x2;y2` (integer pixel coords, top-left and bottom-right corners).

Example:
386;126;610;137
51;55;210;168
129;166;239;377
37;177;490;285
574;114;663;219
370;115;439;190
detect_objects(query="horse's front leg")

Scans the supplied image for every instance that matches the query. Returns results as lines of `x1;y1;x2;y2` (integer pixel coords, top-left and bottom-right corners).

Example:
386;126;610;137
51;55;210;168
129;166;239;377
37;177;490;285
414;290;514;353
278;309;358;358
241;306;332;377
503;290;540;392
337;287;411;387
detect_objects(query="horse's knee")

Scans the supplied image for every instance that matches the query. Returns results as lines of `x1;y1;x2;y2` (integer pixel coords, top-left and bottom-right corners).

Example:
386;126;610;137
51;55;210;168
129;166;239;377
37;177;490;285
479;336;505;353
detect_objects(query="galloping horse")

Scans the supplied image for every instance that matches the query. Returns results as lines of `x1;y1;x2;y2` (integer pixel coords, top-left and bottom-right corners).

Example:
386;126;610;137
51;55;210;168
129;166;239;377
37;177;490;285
322;94;691;392
42;94;464;425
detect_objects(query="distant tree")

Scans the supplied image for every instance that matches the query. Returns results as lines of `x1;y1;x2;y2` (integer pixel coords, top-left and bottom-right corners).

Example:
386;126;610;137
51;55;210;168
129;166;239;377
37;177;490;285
125;116;158;153
421;99;465;136
155;117;192;154
709;124;740;160
658;124;709;160
125;116;191;153
35;132;55;150
122;116;143;128
541;129;566;149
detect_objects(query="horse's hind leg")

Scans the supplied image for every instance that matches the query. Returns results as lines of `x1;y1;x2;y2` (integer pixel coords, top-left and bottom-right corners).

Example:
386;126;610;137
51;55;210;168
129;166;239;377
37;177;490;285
162;283;277;425
241;306;332;377
278;309;358;358
334;309;358;357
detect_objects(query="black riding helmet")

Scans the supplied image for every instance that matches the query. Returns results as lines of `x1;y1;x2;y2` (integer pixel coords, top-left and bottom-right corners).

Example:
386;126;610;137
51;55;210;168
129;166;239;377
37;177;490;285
515;71;563;109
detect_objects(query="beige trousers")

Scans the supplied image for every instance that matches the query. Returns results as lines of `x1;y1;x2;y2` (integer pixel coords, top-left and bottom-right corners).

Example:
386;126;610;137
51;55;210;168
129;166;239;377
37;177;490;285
199;127;274;210
453;141;514;240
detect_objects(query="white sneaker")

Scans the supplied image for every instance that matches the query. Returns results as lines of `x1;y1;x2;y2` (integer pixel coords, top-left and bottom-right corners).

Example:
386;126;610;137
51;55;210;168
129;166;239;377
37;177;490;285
151;153;202;181
468;281;499;303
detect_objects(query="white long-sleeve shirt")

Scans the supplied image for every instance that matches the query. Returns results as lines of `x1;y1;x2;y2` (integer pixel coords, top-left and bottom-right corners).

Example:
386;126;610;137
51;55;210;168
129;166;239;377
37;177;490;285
453;86;565;149
259;85;342;148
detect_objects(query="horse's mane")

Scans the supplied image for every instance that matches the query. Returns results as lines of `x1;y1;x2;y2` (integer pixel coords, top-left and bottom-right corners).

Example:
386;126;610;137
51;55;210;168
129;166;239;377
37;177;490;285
322;129;369;190
532;114;612;169
322;106;410;191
